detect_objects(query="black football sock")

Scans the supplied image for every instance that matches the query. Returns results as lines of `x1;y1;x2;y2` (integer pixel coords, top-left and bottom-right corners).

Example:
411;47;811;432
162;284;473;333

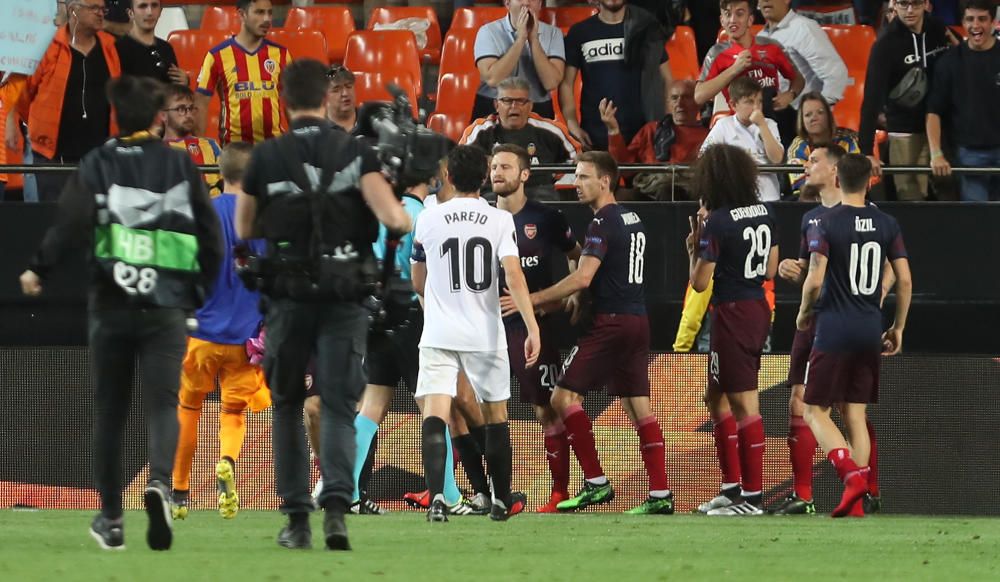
454;433;491;495
359;431;377;494
422;417;448;501
470;424;487;452
484;422;513;506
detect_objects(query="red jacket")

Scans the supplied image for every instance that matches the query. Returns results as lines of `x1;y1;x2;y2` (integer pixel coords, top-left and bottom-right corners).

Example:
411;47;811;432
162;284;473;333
608;121;709;165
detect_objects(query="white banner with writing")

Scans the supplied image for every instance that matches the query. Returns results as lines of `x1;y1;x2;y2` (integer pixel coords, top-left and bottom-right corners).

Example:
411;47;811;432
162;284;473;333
0;0;57;76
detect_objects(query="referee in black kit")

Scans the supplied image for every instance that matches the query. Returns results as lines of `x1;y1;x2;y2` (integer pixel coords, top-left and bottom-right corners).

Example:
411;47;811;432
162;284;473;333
19;76;223;552
235;58;411;551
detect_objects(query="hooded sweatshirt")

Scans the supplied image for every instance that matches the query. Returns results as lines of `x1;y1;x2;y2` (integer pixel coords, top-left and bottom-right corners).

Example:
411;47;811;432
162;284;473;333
858;14;951;155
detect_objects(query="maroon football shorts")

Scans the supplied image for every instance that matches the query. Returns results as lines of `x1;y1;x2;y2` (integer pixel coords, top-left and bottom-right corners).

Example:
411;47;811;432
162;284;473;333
506;319;562;407
787;320;817;386
558;313;650;398
709;298;771;394
803;349;880;407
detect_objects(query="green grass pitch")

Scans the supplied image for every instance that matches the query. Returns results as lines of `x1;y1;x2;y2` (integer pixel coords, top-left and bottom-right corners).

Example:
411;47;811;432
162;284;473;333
2;511;999;581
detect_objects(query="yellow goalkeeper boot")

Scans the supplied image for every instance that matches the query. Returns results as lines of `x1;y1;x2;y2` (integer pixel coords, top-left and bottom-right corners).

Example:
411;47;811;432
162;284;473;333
216;458;239;519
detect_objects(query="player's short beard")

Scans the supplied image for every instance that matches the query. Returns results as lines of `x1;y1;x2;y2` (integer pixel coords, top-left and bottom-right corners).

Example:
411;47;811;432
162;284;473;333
493;178;522;198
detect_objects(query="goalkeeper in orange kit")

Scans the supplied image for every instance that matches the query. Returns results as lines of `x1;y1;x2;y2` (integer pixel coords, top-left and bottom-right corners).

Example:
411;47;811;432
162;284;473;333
171;143;270;519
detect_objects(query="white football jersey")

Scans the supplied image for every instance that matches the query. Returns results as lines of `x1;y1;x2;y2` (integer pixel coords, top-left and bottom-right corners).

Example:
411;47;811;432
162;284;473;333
413;197;519;351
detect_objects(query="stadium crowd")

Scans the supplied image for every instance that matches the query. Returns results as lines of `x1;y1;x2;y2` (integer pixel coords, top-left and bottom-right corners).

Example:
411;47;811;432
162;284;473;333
1;0;998;202
0;0;988;553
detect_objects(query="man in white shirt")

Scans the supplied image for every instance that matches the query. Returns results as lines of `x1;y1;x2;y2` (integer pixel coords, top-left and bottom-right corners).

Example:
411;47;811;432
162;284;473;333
757;0;849;107
700;77;785;201
411;145;541;523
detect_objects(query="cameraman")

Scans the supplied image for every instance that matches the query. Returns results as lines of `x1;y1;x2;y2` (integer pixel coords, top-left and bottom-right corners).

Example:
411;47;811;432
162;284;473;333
235;58;411;551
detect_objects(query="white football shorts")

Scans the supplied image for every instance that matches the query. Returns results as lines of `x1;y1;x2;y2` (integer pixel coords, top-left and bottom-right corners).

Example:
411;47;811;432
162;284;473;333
415;347;511;403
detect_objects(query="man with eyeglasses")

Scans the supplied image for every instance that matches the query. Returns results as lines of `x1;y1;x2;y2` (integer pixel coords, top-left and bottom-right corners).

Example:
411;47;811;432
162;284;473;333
163;84;223;197
325;65;357;133
116;0;188;85
18;0;121;201
461;77;580;202
858;0;955;200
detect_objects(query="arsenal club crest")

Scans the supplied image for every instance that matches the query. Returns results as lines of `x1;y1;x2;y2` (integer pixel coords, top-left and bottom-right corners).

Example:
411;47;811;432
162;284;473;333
524;224;537;239
264;59;277;75
187;143;200;156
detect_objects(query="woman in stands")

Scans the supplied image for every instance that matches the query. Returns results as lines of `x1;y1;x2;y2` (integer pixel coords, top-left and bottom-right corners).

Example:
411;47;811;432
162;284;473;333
786;91;860;196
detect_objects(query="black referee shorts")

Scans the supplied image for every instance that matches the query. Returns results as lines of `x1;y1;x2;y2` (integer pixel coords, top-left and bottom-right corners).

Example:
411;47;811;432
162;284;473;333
366;304;422;393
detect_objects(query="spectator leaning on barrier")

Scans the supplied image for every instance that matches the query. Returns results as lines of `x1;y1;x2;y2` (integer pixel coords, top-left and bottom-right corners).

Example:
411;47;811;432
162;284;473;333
461;77;581;202
562;0;672;151
195;0;292;145
787;91;860;195
926;0;1000;202
21;0;121;202
116;0;188;86
600;79;709;200
858;0;954;200
163;84;223;197
699;76;785;201
473;0;566;121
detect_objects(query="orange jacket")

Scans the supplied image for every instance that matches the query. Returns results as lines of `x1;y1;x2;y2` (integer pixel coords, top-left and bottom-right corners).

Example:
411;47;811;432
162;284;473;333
0;74;27;184
24;27;121;159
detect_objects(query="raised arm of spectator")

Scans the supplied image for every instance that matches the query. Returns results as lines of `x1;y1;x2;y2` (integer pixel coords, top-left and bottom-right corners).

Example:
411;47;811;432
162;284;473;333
476;9;532;87
695;47;750;105
529;24;565;91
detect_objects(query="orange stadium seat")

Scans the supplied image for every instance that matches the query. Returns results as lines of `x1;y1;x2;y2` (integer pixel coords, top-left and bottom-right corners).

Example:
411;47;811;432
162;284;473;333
284;6;355;64
439;28;479;77
835;79;864;133
268;29;329;64
545;6;597;34
344;30;423;96
201;6;241;33
427;112;469;144
667;26;700;81
822;25;876;74
167;29;232;87
451;6;507;29
368;6;442;64
551;74;582;127
353;71;420;118
435;72;477;118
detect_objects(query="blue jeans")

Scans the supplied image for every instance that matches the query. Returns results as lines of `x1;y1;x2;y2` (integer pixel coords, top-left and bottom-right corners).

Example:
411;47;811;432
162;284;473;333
957;146;1000;202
